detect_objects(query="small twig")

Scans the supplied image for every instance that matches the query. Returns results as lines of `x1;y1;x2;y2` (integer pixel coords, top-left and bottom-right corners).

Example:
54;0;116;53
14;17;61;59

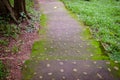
0;57;14;60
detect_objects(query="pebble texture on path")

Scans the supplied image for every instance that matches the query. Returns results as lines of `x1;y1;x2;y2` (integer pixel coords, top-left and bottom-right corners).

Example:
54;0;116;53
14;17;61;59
22;0;120;80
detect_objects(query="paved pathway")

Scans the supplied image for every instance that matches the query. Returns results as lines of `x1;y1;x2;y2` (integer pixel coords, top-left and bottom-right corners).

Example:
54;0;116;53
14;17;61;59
22;0;120;80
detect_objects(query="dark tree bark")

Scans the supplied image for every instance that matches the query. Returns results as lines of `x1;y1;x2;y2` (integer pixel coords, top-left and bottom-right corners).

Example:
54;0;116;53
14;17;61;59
0;0;30;23
0;0;18;23
14;0;31;19
0;0;8;15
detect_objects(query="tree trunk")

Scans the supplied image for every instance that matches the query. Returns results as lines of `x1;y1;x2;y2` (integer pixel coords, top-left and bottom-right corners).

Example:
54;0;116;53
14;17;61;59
14;0;31;19
0;0;8;15
0;0;30;23
0;0;18;23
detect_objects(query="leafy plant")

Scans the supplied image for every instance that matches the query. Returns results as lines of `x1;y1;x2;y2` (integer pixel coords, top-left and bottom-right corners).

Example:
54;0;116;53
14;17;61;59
0;60;8;80
0;23;20;39
0;40;9;46
11;45;19;54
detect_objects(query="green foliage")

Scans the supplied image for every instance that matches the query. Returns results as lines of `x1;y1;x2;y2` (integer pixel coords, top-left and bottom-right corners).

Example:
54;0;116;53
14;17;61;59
9;0;14;7
0;61;8;80
20;12;26;18
0;20;20;47
61;0;120;61
0;22;20;39
11;45;19;54
26;0;34;14
25;0;41;33
0;40;9;46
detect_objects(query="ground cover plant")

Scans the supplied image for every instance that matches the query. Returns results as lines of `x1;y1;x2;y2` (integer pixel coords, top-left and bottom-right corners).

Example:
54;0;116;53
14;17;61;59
61;0;120;61
0;0;34;55
0;60;8;80
0;0;36;79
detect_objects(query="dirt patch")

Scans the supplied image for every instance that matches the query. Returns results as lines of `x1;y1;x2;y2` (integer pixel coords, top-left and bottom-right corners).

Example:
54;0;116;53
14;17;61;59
0;20;40;80
0;0;41;79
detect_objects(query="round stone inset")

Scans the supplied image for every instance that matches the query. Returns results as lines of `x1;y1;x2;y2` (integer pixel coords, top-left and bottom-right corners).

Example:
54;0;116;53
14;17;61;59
90;54;93;57
60;69;64;72
107;68;111;72
46;58;49;60
73;68;77;72
54;6;57;9
48;72;53;76
83;72;87;75
47;64;50;67
114;61;118;63
97;73;102;79
72;61;77;64
114;66;119;70
34;72;37;75
62;76;66;79
59;62;64;65
93;61;97;64
39;76;43;79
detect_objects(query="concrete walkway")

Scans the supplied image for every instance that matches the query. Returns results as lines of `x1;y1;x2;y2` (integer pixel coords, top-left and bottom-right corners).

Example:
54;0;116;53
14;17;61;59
22;0;120;80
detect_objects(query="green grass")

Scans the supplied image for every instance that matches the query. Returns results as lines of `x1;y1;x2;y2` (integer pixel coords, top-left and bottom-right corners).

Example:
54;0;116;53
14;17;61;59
26;0;34;14
61;0;120;61
40;14;47;27
0;61;8;80
81;27;110;60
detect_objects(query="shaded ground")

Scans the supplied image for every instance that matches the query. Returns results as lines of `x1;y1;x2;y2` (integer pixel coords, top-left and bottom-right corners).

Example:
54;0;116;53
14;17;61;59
22;0;120;80
3;21;39;80
0;21;39;80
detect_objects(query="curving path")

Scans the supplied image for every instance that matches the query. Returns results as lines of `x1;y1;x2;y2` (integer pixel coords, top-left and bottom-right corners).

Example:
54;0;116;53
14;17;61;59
22;0;120;80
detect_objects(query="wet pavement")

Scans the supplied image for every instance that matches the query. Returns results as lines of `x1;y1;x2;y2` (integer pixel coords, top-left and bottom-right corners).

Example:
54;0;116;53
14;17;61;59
22;0;120;80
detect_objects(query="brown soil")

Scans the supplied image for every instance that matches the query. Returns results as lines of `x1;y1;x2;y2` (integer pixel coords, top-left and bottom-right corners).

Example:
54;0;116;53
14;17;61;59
0;20;40;80
0;0;41;80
